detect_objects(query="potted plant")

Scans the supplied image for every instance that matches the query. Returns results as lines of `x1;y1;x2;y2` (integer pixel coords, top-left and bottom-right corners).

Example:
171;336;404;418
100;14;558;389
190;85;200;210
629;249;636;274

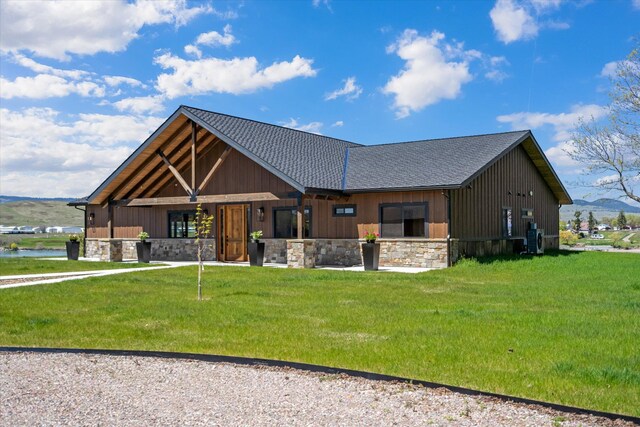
136;231;151;263
361;230;380;271
248;230;265;266
66;234;80;261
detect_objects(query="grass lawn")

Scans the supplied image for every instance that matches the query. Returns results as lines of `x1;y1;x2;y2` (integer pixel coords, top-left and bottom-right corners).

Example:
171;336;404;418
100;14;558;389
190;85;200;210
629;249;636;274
0;250;638;416
0;259;159;276
0;234;76;250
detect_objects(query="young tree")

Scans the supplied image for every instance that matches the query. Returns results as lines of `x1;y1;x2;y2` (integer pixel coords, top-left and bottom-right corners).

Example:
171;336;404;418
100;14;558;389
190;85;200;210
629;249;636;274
573;210;583;232
617;210;627;229
569;43;639;203
587;211;597;232
195;204;214;301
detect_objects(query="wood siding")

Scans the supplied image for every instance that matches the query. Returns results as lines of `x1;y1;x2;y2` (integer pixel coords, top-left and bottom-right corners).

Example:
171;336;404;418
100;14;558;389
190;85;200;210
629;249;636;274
450;143;560;240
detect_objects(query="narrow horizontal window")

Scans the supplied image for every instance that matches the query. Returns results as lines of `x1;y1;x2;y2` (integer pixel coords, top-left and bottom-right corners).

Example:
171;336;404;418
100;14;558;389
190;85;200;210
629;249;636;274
521;208;534;219
332;204;357;217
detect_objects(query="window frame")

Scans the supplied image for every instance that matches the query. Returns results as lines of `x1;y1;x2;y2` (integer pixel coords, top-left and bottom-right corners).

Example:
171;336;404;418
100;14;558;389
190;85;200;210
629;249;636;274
272;206;312;238
332;204;357;217
502;206;513;238
521;208;534;219
378;202;429;238
167;210;197;238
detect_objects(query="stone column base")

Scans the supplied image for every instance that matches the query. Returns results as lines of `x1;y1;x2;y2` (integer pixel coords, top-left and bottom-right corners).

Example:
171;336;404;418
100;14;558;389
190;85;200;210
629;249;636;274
287;239;316;268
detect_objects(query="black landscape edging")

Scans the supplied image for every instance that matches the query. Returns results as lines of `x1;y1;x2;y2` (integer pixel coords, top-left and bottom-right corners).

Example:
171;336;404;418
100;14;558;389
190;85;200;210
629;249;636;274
1;346;638;425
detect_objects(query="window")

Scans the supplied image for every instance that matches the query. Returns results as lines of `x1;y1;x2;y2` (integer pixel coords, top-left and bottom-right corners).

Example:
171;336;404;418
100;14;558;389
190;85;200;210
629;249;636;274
273;207;311;238
380;203;428;238
521;208;534;219
502;207;512;237
333;204;357;217
168;211;196;238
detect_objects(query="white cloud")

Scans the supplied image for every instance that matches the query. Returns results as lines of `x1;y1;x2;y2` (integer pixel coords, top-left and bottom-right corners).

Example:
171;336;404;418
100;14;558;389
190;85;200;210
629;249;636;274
103;75;145;88
601;61;619;78
10;54;90;79
383;30;473;118
184;44;203;59
497;104;609;141
113;95;166;114
490;0;539;43
0;107;164;197
544;140;580;168
0;74;105;99
312;0;333;11
154;53;317;98
325;77;363;101
0;0;211;60
281;118;323;134
195;25;236;47
331;121;344;127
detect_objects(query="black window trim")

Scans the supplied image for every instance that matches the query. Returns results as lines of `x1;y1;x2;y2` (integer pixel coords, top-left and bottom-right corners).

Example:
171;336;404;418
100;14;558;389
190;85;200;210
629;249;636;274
272;206;312;239
332;204;357;217
502;206;513;238
378;202;429;238
167;209;197;239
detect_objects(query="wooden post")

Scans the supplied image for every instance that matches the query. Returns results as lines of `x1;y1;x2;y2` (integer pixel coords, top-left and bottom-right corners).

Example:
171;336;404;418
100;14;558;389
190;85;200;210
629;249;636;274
191;121;197;192
297;194;304;239
107;202;114;239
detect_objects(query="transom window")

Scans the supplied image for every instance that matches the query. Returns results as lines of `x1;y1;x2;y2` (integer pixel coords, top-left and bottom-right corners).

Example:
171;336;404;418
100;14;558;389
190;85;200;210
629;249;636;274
168;211;196;238
273;207;311;238
379;203;428;238
333;204;357;217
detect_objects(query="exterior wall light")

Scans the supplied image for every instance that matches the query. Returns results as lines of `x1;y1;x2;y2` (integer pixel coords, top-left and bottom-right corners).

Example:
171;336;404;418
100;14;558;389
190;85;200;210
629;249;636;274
89;212;95;225
257;207;265;222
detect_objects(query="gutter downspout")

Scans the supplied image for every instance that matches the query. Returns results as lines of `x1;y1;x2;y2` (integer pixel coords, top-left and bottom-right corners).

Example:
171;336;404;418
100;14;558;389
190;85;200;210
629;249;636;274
443;190;452;267
73;205;87;257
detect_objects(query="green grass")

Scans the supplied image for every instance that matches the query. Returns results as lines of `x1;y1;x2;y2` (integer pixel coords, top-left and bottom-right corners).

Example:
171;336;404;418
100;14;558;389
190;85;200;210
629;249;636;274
1;234;76;250
0;200;82;227
0;259;159;276
0;251;638;416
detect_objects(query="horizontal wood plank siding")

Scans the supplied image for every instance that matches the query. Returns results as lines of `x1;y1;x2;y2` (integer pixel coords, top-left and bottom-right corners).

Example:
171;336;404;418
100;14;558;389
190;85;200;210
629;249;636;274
451;142;560;240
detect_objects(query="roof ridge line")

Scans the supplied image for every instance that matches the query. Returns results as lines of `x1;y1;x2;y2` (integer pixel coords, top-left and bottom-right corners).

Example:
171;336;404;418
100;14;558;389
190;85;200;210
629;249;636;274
349;130;531;149
181;105;363;147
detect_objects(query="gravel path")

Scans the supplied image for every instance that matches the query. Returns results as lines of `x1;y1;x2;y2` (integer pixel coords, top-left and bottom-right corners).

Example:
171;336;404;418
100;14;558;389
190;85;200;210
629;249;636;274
0;352;633;426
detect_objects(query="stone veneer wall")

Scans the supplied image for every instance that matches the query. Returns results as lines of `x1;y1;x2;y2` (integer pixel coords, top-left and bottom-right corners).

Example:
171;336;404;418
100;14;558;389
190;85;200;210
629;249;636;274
287;240;316;268
378;239;453;269
314;239;361;266
262;239;287;264
86;238;216;261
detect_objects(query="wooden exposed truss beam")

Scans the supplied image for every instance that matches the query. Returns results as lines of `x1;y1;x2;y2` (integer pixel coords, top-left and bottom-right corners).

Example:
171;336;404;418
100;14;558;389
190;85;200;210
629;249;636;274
157;149;193;197
196;146;232;195
191;121;197;191
121;192;292;207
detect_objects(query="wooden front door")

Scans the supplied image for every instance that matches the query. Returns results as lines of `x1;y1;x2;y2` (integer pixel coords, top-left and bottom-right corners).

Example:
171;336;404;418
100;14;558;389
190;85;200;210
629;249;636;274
220;204;247;261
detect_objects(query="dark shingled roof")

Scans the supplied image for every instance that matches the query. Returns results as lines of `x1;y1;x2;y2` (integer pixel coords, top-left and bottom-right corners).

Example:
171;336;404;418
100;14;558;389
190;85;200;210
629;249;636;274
182;106;361;191
343;131;531;191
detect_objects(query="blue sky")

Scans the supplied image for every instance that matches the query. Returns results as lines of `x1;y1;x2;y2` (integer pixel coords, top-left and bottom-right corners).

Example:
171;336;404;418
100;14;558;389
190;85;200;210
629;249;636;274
0;0;638;204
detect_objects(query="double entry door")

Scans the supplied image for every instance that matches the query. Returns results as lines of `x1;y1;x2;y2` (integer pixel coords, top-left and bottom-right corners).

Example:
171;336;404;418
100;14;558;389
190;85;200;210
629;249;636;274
218;204;248;262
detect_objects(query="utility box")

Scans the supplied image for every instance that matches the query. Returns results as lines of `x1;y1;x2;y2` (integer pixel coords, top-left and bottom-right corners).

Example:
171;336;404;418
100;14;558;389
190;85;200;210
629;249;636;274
527;229;544;254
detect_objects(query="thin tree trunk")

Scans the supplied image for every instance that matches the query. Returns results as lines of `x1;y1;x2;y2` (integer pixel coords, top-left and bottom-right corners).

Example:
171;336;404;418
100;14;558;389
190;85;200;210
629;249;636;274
197;245;202;301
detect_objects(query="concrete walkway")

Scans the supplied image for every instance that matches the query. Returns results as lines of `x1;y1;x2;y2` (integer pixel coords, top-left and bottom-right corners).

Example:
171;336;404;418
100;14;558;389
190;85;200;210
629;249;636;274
0;259;432;290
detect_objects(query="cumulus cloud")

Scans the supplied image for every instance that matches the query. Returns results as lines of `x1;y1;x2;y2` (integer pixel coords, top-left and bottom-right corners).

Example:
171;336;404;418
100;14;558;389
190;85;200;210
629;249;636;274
103;75;146;88
0;74;105;99
497;104;609;141
544;140;580;169
331;121;344;127
113;95;166;114
490;0;539;43
0;0;211;60
195;24;236;47
0;107;164;197
383;30;473;118
325;77;363;101
154;53;317;98
184;44;203;58
489;0;567;44
281;118;323;134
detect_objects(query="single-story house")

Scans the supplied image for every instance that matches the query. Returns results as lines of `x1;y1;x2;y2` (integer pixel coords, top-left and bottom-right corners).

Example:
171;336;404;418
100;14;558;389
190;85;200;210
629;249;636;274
71;105;572;268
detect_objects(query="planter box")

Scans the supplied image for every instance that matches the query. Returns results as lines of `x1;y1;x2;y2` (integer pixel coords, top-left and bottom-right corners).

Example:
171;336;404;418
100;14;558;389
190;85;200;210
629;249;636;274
136;241;152;263
248;241;265;266
66;241;80;261
362;242;380;271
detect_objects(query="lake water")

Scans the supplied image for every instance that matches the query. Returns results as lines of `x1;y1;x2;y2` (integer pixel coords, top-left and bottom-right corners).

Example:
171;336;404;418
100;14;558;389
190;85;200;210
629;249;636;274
0;249;65;258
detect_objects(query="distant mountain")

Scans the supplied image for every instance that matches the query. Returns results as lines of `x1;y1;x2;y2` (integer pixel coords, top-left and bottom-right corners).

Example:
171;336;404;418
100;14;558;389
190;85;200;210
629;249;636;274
0;200;83;226
561;198;640;222
0;195;76;204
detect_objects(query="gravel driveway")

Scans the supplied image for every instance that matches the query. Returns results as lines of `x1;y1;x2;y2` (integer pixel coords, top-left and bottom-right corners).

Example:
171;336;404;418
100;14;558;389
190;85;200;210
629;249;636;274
0;352;632;426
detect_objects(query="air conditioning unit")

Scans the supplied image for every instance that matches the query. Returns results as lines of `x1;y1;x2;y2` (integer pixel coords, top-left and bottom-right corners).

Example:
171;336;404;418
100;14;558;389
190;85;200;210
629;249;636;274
527;229;544;254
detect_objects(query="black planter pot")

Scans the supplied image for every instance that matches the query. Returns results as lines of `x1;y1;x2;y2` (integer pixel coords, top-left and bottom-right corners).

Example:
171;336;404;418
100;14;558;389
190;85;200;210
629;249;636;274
66;241;80;261
362;242;380;271
136;241;152;263
248;241;265;266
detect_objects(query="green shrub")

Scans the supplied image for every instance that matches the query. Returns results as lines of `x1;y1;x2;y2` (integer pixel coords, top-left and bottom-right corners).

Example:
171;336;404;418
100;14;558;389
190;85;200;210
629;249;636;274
9;242;19;251
560;230;578;246
613;240;631;250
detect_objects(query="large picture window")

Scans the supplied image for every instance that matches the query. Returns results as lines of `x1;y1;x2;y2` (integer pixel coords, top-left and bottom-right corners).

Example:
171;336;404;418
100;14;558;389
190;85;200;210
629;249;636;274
273;207;311;238
168;211;196;238
380;203;428;238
